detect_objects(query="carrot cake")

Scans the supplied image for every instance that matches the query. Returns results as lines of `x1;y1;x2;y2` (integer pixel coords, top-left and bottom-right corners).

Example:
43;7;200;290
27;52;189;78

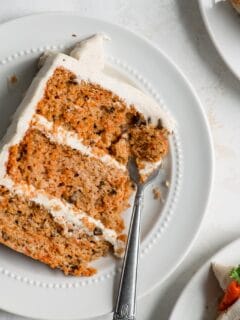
0;34;174;276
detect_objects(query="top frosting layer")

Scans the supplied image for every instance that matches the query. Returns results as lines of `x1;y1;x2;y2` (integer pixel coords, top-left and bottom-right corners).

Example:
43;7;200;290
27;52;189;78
70;33;109;74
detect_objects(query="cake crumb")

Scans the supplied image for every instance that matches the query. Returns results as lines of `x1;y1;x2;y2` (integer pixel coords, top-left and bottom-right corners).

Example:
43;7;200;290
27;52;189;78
152;187;161;200
9;75;18;85
163;180;170;188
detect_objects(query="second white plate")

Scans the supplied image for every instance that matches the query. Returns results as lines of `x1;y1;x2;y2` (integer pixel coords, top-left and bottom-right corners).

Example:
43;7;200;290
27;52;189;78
170;238;240;320
199;0;240;79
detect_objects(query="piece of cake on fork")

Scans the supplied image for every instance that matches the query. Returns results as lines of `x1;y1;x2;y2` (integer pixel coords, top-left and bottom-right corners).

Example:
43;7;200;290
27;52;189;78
0;34;174;276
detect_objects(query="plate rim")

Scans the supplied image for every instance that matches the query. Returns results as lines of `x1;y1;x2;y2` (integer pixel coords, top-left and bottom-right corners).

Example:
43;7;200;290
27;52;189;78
0;12;215;320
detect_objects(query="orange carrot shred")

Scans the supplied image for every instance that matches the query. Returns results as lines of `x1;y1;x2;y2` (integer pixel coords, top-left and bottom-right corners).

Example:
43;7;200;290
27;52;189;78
219;280;240;311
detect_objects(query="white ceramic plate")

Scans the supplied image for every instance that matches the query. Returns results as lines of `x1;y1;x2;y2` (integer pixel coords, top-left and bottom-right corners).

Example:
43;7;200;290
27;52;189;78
199;0;240;79
170;238;240;320
0;13;214;320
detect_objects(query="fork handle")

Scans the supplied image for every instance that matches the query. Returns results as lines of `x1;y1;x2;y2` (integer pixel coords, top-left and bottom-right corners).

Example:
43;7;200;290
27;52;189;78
113;187;144;320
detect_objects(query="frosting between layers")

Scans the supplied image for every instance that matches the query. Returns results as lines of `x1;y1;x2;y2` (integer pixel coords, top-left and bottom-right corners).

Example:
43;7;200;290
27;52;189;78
32;114;126;171
0;176;125;256
140;160;162;176
32;115;161;177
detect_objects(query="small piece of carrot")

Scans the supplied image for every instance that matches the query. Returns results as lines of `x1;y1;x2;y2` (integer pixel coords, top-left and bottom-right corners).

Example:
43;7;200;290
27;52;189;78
219;280;240;311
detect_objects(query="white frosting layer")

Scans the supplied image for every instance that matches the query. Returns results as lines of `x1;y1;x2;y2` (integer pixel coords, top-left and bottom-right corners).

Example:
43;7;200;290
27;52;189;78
70;33;109;74
140;160;162;176
32;114;126;171
0;176;124;255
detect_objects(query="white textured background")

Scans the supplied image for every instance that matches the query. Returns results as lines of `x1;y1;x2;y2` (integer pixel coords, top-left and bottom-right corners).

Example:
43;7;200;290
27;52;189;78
1;1;240;319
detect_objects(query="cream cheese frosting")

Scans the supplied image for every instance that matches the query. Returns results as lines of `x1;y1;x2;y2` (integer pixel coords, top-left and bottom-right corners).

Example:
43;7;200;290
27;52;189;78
70;33;109;74
0;176;125;256
0;34;174;255
32;114;126;171
213;263;233;290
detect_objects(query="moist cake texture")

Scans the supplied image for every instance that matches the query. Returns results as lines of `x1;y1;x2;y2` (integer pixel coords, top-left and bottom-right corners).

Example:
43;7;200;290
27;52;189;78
0;34;174;276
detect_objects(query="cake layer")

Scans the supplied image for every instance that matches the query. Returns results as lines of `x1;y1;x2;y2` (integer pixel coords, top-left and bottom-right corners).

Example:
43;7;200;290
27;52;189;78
0;177;126;256
0;186;111;276
7;129;133;233
36;67;169;166
31;114;126;171
36;67;132;154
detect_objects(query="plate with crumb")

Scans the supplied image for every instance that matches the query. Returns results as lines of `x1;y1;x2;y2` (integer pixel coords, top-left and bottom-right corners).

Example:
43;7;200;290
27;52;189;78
170;238;240;320
199;0;240;79
0;13;213;319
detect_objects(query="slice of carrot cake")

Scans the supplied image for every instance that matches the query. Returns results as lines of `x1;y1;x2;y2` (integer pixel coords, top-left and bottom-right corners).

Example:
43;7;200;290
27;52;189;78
0;34;174;276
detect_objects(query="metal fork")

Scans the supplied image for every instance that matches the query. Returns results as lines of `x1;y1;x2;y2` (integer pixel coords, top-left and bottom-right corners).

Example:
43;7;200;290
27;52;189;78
113;158;161;320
